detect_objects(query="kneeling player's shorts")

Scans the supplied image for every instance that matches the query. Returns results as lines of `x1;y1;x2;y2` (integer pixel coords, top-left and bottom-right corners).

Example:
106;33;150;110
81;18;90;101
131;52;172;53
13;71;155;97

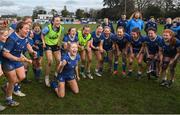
2;61;23;72
57;73;75;82
45;44;60;52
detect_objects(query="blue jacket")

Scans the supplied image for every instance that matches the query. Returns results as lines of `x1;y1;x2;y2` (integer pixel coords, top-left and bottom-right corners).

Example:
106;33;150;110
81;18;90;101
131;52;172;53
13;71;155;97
126;18;144;33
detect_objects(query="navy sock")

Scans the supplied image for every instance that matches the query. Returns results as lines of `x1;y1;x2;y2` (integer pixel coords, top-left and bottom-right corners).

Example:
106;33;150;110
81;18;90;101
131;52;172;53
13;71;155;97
50;81;58;89
35;68;41;79
114;62;118;71
122;62;126;72
80;66;85;73
14;83;20;92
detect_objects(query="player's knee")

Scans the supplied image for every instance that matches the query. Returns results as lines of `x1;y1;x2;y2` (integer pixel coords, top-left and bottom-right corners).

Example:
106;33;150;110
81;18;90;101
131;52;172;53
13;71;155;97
99;57;103;62
138;58;143;64
88;58;92;63
73;89;79;94
47;60;53;66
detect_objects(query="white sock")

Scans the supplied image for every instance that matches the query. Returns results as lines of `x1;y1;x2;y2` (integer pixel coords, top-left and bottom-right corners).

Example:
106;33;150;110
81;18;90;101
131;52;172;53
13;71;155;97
6;96;12;101
54;72;58;77
138;71;142;75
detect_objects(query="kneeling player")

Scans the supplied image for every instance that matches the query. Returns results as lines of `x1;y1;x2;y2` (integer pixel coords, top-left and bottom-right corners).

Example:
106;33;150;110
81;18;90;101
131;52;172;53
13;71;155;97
159;29;180;88
51;43;80;98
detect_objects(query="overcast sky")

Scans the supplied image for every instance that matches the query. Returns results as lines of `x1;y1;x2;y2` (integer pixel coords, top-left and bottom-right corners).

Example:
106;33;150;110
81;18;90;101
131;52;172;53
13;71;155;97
0;0;104;16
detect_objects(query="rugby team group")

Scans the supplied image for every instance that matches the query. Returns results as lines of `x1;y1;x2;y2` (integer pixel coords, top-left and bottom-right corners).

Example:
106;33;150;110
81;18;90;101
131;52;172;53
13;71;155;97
0;11;179;111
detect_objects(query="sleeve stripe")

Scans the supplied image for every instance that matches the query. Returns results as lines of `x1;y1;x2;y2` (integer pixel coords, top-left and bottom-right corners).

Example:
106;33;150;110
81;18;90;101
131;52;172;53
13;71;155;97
3;48;10;52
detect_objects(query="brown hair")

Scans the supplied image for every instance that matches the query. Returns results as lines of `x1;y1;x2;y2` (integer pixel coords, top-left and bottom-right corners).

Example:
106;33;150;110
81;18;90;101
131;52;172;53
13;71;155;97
32;23;42;30
131;27;141;37
82;25;90;30
67;27;76;34
15;21;29;33
163;29;176;46
117;26;125;32
147;27;157;33
22;16;32;22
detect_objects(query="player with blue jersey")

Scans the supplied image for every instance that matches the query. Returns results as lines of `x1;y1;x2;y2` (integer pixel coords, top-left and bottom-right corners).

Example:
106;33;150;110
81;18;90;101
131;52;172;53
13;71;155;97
144;27;162;79
50;43;80;98
102;18;115;34
30;23;43;82
4;16;33;98
128;28;145;78
164;18;173;29
62;27;78;56
159;29;180;88
117;14;128;32
171;21;180;40
144;17;157;34
100;26;115;73
90;25;103;77
2;21;36;106
9;18;18;35
113;27;131;77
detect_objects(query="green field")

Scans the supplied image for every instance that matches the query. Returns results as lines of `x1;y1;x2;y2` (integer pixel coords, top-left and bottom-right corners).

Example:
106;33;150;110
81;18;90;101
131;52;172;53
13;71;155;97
0;24;180;114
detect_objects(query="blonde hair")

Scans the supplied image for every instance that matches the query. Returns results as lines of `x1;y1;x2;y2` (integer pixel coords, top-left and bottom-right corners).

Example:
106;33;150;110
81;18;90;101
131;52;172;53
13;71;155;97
0;27;9;35
166;18;172;24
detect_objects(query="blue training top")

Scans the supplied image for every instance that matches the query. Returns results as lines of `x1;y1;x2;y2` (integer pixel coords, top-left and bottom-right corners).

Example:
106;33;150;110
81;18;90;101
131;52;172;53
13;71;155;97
126;18;144;33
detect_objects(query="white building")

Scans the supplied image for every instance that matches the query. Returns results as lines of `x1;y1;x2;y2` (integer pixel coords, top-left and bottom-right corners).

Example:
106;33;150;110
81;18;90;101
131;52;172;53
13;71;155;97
38;14;53;20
